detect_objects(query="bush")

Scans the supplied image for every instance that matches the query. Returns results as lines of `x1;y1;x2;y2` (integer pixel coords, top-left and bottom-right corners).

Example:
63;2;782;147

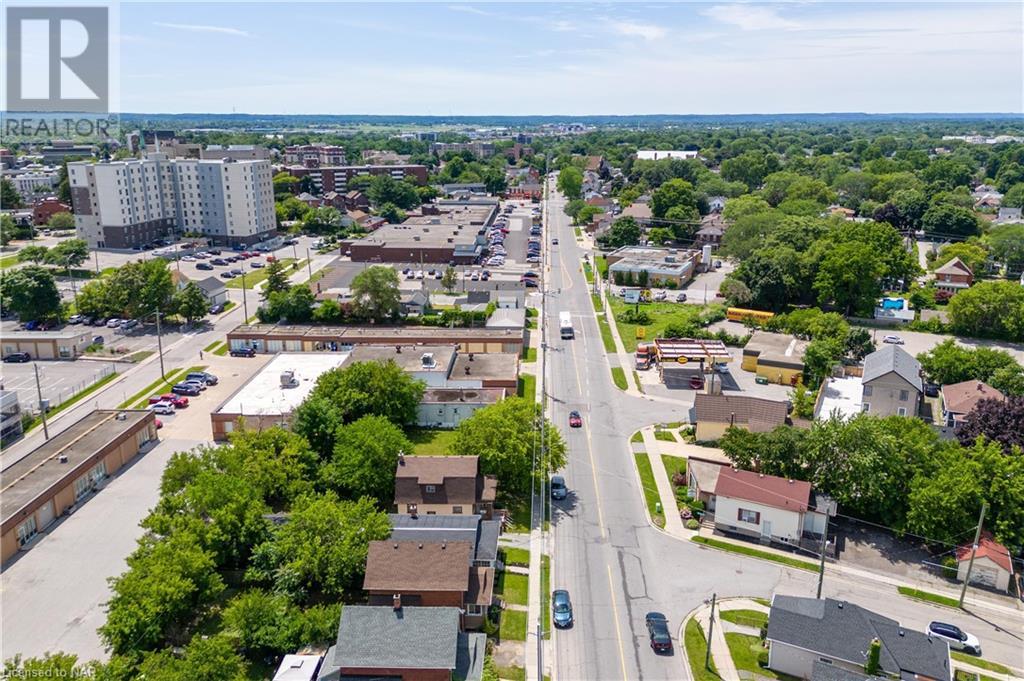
617;308;652;325
941;556;958;580
689;499;705;513
671;471;686;487
686;519;700;530
757;650;769;668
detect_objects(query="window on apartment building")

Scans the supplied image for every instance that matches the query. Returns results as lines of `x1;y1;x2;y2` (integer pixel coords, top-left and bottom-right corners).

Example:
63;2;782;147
17;516;38;547
737;508;760;524
899;390;909;401
862;385;873;397
425;484;436;494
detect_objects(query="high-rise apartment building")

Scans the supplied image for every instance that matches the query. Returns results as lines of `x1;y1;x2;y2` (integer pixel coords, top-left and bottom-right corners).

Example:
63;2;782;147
283;144;347;168
68;153;276;248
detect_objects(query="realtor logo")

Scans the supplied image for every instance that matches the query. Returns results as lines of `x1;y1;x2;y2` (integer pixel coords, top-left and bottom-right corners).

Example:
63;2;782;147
5;6;109;113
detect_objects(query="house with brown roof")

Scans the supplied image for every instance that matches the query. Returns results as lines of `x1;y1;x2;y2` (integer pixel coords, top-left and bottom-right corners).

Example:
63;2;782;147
621;202;653;222
933;257;974;296
710;467;835;546
363;540;494;628
394;455;497;519
692;393;789;442
940;380;1004;428
955;533;1014;592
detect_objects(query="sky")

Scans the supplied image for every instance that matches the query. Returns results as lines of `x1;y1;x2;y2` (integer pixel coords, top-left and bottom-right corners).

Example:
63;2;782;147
112;1;1024;115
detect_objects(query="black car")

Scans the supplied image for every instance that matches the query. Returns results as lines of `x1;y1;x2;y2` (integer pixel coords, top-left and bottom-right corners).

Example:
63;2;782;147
3;352;31;363
645;612;673;653
196;262;214;271
230;347;257;357
209;303;225;314
924;383;939;398
208;248;222;255
210;258;228;266
187;371;218;386
171;383;201;396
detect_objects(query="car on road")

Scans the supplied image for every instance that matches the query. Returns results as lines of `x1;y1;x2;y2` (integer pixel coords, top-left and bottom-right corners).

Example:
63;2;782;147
882;335;904;345
3;352;31;363
550;475;567;500
927;622;980;655
148;402;175;415
171;383;201;396
187;371;218;385
196;262;214;270
230;346;257;357
551;238;559;245
676;293;688;302
568;410;582;428
552;590;573;628
645;612;673;653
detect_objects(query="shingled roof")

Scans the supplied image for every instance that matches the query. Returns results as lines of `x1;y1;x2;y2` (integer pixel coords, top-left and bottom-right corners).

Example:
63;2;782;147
862;345;923;391
363;540;472;592
331;605;460;670
941;380;1004;417
714;467;813;512
694;394;788;432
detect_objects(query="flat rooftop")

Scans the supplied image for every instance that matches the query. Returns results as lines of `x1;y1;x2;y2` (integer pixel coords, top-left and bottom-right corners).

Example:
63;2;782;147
1;410;152;526
348;345;456;374
421;387;505;404
405;203;496;227
228;323;524;341
216;352;349;416
744;331;808;364
451;353;519;381
816;376;863;421
353;222;483;248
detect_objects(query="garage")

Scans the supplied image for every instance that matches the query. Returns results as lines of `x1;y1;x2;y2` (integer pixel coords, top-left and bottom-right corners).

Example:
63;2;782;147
956;535;1014;593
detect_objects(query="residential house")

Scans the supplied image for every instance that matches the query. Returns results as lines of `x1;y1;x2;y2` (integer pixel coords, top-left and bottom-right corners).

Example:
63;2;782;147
317;606;486;681
584;155;610;177
974;192;1002;209
194;276;228;307
707;196;727;213
621;202;653;222
933;257;974;296
363;540;494;628
388;513;501;568
940;380;1004;428
271;654;322;681
993;207;1023;225
766;596;951;681
394;454;498;519
695;214;726;246
586;196;612;210
861;345;922;417
343;190;369;211
31;197;71;226
400;290;430;316
707;466;834;546
955;533;1014;592
295;192;322;208
692;393;789;442
322;191;345;210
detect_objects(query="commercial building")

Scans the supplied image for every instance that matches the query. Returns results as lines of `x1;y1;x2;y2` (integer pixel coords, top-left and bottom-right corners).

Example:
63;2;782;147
68;153;276;248
741;331;808;386
39;142;95;164
31;197;71;225
283;144;347;167
285;164;428;193
211;352;350;440
200;144;270;161
0;391;24;446
2;329;93;360
344;222;486;264
429;141;495;158
226;323;525;355
6;168;60;201
605;246;702;287
1;409;158;563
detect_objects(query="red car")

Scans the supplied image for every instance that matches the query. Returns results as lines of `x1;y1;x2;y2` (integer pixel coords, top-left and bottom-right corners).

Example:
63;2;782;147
568;410;583;428
149;393;189;408
154;418;163;429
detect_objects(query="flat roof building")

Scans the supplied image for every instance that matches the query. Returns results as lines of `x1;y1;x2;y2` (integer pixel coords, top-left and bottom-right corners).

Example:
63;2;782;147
1;329;93;361
226;323;524;355
285;164;428;193
1;410;157;563
741;331;809;386
343;222;486;264
605;246;702;287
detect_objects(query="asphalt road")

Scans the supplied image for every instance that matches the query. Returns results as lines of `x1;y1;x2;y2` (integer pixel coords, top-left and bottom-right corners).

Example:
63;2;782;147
540;181;1024;681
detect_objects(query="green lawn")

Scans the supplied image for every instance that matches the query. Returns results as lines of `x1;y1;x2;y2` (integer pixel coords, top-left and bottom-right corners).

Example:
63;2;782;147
654;429;677;442
24;371;120;433
633;370;644;393
224;258;298;288
497;572;529;606
725;633;784;680
611;367;628;391
499;546;530;568
496;665;526;681
691;537;818;572
405;427;458;455
897;586;960;609
634;453;664;527
499;609;527;642
596;314;617;353
0;253;20;269
522;346;537;363
591;292;603;312
661;454;686;479
595;255;608;280
954;671;1000;681
719;609;768;629
541;554;551;640
631;430;644;443
608;298;726;352
518;373;537;402
583;261;594;284
684;619;722;681
950;654;1012;676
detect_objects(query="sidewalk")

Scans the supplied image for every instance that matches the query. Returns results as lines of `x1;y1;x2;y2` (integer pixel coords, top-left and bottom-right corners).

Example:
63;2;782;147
639;426;688;537
688;602;741;681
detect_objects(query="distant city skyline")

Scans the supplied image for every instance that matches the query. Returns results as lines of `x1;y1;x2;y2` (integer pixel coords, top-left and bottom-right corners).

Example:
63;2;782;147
115;2;1023;115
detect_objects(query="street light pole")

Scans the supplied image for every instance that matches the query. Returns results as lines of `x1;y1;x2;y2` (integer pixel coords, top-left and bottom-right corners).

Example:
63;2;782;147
306;248;313;279
241;271;249;321
154;309;165;380
34;363;50;440
816;525;830;599
705;593;717;671
65;255;79;312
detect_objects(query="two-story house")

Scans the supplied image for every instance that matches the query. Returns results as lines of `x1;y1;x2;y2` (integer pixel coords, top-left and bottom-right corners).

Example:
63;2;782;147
388;513;501;569
940;380;1004;428
933;256;974;297
393;455;498;519
861;345;923;418
362;540;494;629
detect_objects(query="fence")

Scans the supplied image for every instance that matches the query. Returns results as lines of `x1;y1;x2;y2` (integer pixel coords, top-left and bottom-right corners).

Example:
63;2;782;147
20;364;117;414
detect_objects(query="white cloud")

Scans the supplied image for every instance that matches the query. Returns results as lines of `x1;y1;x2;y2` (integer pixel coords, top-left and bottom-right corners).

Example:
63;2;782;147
153;22;250;37
610;20;667;41
448;5;491;16
701;5;798;31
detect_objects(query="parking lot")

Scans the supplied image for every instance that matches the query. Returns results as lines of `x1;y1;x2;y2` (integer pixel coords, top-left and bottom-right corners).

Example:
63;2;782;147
1;359;119;412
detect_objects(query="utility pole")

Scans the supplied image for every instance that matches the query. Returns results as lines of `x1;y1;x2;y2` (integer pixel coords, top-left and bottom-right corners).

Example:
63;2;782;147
94;249;100;274
241;271;249;321
306;248;312;279
154;309;165;380
34;364;49;440
816;524;830;599
705;593;717;671
958;502;988;608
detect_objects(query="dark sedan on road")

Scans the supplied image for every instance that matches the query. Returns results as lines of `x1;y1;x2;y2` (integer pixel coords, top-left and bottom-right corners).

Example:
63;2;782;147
552;590;573;628
550;475;567;500
646;612;673;653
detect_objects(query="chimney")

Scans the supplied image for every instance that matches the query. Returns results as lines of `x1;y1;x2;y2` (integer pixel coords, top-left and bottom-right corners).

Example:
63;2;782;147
393;594;402;610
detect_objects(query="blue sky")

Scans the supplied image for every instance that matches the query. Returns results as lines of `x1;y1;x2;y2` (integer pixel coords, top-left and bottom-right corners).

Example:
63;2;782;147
115;2;1024;115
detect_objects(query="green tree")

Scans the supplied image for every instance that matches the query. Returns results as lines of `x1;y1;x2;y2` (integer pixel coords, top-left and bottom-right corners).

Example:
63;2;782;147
985;224;1024;272
172;281;209;324
448;397;567;496
813;241;885;315
0;177;22;208
377;202;406;223
136;634;248;681
0;266;62;321
47;237;89;268
563;198;586;220
246;493;391;601
601;216;641;249
17;244;49;264
557;167;583;200
916;339;1024;395
1001;183;1024;208
221;589;296;657
47;212;76;230
304;206;343;233
106;259;175;318
921;204;980;239
321;415;412;503
946;280;1024;341
273;171;299;197
291;395;345;460
367;175;419;210
931;242;988;277
350;265;401;321
803;337;845;386
651;178;699;218
75;278;112;318
262;260;290;300
264;284;316;323
441;265;458;293
721;195;772;222
575;204;603;225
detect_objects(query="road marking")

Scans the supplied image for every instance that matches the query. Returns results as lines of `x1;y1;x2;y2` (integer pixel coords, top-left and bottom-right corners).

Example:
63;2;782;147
607;563;630;681
569;315;607;540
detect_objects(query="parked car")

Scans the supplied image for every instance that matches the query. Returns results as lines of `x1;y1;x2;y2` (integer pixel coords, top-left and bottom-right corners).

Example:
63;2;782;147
654;290;668;301
550;475;568;500
522;278;539;287
208;249;222;255
182;380;207;392
106;318;123;328
927;622;980;655
171;383;201;396
3;352;31;363
196;262;214;271
552;590;573;628
230;268;244;276
67;314;83;324
210;258;228;266
250;261;265;268
148;402;175;415
161;394;190;408
230;346;256;357
676;293;688;302
209;303;225;314
91;335;104;345
568;410;583;428
689;375;705;390
645;613;673;653
120;319;139;331
220;271;236;279
181;255;196;262
551;238;559;245
924;383;939;398
882;335;904;345
187;371;218;385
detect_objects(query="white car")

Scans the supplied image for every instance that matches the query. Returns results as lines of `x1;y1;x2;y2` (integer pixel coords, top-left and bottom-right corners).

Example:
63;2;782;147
927;622;980;655
654;291;668;301
106;318;123;328
182;255;196;262
415;270;425;279
148;402;175;415
882;335;904;345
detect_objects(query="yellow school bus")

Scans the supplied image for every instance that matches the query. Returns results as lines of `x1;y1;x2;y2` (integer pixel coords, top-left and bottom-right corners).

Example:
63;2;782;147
726;307;775;323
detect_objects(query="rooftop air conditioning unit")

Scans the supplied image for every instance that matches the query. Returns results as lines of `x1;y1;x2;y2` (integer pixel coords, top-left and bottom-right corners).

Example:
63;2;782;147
280;370;299;388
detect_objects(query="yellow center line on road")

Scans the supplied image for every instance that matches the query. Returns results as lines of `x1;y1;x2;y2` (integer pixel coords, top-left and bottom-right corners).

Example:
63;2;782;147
568;324;605;540
607;563;630;681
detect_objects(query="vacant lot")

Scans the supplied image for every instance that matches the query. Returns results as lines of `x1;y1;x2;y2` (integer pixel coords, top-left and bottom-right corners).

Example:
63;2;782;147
608;298;725;352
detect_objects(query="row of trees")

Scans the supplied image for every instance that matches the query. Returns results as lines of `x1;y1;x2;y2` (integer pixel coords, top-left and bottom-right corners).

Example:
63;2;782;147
258;265;404;325
0;212;77;246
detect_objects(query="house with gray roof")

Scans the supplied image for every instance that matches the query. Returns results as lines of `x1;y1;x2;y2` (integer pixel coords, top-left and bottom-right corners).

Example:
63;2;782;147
317;605;485;681
861;345;922;418
766;596;951;681
388;513;501;568
194;276;228;306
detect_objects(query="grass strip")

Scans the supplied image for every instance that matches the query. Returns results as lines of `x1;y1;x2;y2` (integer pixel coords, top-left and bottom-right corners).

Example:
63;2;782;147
499;609;527;642
522;346;537;363
634;453;664;527
949;653;1012;676
583;261;594;284
719;609;768;629
655;429;677;442
691;536;818;572
684;619;722;681
631;430;644;443
24;371;119;433
203;340;221;352
597;315;617;353
611;366;628;391
499;546;530;568
725;633;781;679
541;554;551;640
518;374;537;403
224;258;298;288
496;665;526;681
633;369;644;393
897;586;960;609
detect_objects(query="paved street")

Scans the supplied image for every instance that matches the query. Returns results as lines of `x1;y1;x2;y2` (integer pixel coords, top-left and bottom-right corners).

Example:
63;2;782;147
539;180;1023;681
